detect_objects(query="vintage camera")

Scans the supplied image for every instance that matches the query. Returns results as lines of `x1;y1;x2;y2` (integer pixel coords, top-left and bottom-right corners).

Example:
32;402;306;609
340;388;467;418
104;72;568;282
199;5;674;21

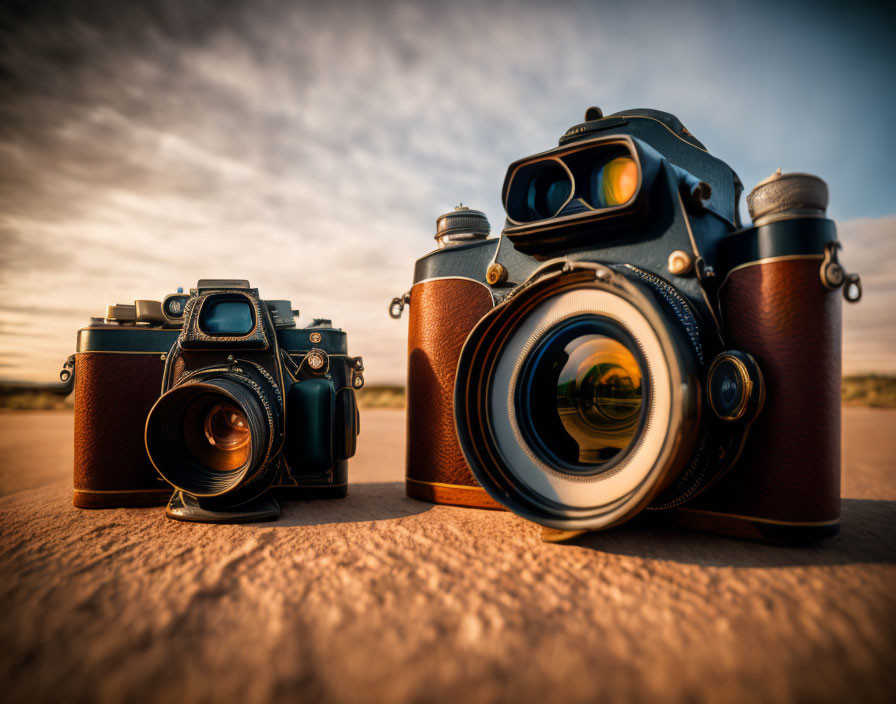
391;107;861;542
65;279;364;523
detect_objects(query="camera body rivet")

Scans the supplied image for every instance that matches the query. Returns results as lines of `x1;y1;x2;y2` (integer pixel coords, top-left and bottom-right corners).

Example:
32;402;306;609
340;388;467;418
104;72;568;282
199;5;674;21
667;250;694;276
307;351;325;370
486;263;508;285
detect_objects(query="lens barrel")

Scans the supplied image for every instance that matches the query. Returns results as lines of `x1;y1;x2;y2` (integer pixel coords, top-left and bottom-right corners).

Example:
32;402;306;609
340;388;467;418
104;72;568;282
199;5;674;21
146;370;281;500
454;262;703;531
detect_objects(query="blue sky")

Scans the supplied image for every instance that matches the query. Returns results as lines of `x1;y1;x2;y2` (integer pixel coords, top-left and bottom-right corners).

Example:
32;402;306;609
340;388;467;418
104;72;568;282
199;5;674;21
1;0;893;383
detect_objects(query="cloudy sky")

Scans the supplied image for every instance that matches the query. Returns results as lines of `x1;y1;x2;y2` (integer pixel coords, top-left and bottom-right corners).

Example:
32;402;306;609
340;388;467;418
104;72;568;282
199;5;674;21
1;0;894;385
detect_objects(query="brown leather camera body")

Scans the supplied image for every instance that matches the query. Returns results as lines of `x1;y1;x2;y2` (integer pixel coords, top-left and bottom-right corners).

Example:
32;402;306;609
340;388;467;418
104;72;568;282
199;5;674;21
405;276;501;510
403;242;847;541
398;109;860;543
74;348;172;508
674;254;843;540
72;305;360;510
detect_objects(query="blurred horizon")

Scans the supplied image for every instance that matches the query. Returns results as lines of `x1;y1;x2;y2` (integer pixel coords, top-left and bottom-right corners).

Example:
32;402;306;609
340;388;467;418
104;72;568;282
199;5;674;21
1;0;894;385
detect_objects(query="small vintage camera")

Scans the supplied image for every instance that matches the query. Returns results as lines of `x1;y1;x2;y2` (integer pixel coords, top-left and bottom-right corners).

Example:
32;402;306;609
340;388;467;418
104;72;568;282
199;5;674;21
65;279;363;523
392;107;861;542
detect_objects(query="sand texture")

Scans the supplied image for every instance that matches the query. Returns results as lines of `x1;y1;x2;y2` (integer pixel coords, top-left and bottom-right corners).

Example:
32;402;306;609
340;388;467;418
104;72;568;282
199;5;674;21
1;407;894;704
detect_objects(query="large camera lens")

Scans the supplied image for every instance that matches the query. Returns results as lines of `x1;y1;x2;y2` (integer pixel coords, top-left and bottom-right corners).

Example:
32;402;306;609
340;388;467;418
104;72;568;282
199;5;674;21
455;263;702;531
517;316;645;472
146;372;279;498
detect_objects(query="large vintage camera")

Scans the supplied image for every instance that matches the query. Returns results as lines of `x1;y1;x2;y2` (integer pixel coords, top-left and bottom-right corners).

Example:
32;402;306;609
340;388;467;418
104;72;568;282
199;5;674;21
65;279;364;523
391;107;861;542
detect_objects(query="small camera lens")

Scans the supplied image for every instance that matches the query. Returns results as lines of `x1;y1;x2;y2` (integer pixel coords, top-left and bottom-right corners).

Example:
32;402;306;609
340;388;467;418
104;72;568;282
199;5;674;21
709;358;747;420
717;370;739;410
164;295;189;319
146;373;277;497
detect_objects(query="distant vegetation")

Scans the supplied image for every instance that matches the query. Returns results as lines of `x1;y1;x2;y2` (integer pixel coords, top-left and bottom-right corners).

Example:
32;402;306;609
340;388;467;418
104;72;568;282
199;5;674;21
0;382;73;411
356;385;405;408
841;375;896;409
1;378;894;411
0;382;407;411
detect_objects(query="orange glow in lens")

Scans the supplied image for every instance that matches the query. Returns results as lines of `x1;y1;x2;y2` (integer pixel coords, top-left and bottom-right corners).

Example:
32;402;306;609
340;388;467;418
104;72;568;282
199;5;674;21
601;157;638;206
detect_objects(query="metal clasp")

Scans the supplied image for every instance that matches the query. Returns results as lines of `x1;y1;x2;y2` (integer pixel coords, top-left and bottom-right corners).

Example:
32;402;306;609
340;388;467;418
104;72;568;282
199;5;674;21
348;356;365;389
820;242;862;303
58;354;76;393
389;291;411;319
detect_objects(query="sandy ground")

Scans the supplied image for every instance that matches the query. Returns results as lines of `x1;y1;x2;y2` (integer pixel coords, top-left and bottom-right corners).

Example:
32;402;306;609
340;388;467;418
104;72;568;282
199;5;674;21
0;407;894;704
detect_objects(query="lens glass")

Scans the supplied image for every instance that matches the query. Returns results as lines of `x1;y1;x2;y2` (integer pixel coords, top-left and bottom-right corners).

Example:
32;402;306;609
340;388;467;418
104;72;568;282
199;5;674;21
199;298;254;335
507;160;571;222
590;156;638;208
205;402;251;453
183;395;252;473
528;167;572;221
517;316;646;472
710;361;744;418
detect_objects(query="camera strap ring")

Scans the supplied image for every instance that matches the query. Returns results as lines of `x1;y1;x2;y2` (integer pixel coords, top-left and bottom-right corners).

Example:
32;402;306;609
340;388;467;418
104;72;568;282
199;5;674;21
389;291;411;319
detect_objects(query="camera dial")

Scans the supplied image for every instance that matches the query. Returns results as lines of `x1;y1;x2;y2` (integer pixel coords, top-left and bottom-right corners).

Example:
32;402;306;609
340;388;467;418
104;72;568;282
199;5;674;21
435;205;490;249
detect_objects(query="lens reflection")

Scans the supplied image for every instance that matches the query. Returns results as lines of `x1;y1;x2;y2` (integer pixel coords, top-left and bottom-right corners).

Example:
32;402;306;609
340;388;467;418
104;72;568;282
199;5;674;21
517;317;646;472
527;164;571;220
591;156;638;208
204;403;251;451
556;335;643;464
183;396;252;473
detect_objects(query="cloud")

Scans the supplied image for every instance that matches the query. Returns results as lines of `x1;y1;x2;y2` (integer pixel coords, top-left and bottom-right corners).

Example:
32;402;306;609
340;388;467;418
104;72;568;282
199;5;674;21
837;216;896;373
0;0;894;383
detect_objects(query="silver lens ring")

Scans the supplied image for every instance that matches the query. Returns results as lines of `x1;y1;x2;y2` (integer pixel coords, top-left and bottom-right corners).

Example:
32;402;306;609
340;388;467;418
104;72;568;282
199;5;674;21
490;288;672;513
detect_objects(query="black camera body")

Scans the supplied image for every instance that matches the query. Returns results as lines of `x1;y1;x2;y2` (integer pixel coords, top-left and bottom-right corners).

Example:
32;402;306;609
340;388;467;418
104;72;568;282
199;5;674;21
71;279;363;523
397;108;860;542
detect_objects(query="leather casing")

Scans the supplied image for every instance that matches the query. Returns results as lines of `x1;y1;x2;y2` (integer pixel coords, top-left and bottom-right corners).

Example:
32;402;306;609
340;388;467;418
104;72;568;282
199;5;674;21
73;352;172;507
677;256;842;538
73;347;355;508
405;278;502;508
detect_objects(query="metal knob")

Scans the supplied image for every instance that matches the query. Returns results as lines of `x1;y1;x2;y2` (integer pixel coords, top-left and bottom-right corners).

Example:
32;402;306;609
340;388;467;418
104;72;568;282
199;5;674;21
747;169;828;226
435;205;490;248
306;350;327;372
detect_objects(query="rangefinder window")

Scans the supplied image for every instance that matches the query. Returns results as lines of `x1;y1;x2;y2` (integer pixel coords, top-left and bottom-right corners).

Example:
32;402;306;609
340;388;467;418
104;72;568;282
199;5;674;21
162;293;189;322
503;138;642;227
505;159;572;224
198;296;256;335
562;146;639;210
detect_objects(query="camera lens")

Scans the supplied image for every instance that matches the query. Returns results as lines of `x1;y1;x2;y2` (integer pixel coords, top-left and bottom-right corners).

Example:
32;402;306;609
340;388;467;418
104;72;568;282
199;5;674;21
146;372;279;497
716;369;740;411
517;316;645;472
590;155;638;208
179;400;252;473
454;264;703;531
706;352;762;423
